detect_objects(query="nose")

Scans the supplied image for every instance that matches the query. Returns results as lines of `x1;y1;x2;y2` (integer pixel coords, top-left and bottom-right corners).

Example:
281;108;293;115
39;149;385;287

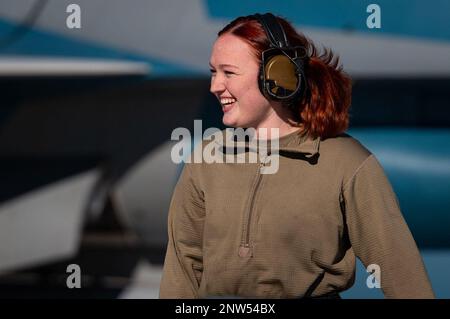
210;74;226;95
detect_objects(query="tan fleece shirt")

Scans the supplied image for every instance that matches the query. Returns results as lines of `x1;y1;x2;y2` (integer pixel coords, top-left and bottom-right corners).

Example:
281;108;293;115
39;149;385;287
159;129;435;299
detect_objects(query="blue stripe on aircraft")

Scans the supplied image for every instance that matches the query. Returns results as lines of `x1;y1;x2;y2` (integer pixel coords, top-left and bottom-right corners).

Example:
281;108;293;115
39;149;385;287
205;0;450;43
0;18;201;77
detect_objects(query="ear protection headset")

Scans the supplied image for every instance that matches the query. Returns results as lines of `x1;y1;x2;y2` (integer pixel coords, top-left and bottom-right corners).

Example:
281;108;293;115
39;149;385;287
250;13;308;103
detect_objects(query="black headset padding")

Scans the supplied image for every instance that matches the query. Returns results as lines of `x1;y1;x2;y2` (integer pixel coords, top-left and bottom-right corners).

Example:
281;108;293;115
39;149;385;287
250;12;308;103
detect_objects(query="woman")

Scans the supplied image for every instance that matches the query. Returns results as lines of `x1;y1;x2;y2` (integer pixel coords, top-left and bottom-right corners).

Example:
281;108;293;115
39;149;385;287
159;13;434;299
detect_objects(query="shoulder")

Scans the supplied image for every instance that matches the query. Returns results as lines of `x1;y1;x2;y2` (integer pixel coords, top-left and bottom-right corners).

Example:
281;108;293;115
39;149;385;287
319;133;375;182
321;133;371;160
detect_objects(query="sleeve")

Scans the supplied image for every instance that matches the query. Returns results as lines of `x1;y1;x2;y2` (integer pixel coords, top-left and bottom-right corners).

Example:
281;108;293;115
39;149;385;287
341;154;435;298
159;163;205;298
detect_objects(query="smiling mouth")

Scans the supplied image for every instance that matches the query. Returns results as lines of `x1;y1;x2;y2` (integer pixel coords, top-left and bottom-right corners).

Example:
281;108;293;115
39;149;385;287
222;101;236;112
220;97;236;112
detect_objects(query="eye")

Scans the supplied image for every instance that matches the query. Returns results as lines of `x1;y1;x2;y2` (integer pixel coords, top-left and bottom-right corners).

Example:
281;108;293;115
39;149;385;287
224;71;235;77
209;69;216;75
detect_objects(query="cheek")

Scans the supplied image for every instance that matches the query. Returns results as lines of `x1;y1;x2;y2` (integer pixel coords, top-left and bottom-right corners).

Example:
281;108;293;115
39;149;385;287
242;85;269;109
233;77;265;104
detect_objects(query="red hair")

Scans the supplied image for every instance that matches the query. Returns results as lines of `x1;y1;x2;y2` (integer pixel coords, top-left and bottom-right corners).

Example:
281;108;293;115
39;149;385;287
218;15;352;139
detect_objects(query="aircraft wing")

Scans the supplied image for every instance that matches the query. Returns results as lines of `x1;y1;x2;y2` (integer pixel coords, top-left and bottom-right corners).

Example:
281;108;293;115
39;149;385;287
0;56;150;77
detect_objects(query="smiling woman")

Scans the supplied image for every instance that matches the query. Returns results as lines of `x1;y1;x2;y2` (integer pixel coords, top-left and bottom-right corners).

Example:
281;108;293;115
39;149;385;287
159;13;435;299
209;13;351;140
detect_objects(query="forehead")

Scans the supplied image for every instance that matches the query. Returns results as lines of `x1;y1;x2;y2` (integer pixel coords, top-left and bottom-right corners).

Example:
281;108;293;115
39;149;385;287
210;34;257;66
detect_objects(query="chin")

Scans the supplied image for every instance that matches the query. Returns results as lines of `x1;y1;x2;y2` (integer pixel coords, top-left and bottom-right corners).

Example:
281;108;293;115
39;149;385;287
222;115;238;127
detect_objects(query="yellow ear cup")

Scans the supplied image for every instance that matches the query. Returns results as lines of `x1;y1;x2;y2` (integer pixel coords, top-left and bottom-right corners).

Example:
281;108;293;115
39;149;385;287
265;55;298;94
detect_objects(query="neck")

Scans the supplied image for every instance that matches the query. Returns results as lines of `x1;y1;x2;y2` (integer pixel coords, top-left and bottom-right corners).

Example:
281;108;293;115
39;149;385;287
253;105;303;139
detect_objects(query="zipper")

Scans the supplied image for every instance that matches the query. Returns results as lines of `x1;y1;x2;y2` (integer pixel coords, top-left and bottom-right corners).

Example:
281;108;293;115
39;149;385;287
238;153;269;258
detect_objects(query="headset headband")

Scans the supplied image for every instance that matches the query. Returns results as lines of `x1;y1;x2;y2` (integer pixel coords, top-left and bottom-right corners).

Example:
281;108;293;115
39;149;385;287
252;13;290;48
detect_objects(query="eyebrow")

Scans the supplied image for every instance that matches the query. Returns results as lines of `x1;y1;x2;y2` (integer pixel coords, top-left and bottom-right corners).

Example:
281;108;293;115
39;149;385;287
209;62;239;69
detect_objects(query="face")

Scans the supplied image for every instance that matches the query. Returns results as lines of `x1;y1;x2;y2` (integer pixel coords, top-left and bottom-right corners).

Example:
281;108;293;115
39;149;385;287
209;34;273;128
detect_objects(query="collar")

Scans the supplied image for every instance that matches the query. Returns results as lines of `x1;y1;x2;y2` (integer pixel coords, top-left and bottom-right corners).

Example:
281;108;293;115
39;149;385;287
213;128;321;158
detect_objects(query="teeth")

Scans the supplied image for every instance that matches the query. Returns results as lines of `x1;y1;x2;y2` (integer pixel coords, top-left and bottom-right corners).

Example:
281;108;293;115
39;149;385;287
220;98;236;105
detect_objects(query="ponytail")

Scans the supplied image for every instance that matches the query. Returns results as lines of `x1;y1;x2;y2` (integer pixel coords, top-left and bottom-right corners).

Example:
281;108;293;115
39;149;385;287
299;46;352;139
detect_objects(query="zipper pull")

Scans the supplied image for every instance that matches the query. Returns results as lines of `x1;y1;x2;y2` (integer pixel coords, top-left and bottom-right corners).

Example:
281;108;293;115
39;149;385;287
238;245;251;258
261;151;272;166
259;151;271;171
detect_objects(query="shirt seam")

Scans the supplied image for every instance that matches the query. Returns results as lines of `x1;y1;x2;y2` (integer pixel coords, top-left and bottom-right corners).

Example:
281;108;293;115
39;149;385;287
342;154;375;192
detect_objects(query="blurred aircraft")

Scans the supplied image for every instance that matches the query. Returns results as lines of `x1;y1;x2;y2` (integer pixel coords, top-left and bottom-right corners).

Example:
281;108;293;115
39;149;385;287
0;0;449;298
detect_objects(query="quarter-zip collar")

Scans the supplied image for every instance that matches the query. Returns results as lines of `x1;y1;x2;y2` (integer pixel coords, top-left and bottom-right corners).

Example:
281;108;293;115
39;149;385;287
214;127;321;158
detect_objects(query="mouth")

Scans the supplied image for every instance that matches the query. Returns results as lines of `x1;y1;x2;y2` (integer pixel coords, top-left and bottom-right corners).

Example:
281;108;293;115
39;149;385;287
220;97;236;113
